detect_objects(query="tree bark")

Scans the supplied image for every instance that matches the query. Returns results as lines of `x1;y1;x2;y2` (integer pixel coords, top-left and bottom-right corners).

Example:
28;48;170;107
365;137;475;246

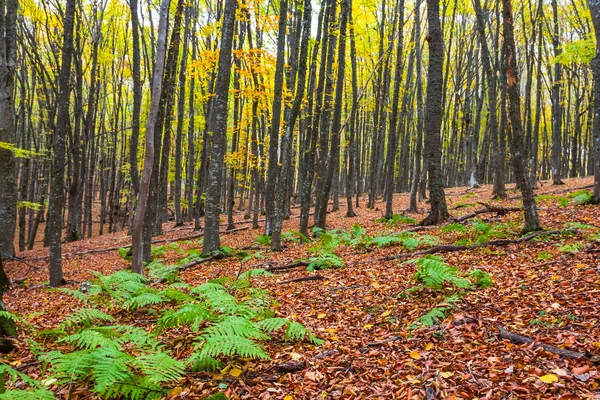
131;0;171;275
47;0;78;286
421;0;449;226
588;0;600;203
502;0;541;232
0;0;18;258
202;0;237;255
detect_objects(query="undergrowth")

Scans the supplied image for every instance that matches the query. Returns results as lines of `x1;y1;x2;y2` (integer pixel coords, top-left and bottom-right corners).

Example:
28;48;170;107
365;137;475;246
400;255;493;329
2;267;321;399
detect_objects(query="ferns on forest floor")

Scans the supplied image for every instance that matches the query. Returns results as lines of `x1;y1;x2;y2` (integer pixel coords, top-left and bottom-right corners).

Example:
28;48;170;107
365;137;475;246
401;256;493;329
1;266;321;399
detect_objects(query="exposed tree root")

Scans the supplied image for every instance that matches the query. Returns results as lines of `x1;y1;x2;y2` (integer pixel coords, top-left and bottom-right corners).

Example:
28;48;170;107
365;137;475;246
497;326;600;363
278;275;324;284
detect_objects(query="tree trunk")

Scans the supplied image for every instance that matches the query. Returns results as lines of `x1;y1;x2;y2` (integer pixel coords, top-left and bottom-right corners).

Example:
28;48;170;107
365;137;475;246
47;0;77;286
202;0;237;255
502;0;541;232
0;0;18;258
272;0;312;250
421;0;449;226
551;0;564;185
265;0;288;236
384;0;405;220
131;0;170;275
588;0;600;203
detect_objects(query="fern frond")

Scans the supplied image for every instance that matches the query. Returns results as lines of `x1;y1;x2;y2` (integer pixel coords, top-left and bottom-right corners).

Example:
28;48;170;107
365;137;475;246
115;326;162;350
59;327;120;350
187;352;222;372
256;317;289;333
157;303;212;332
416;307;447;327
238;269;274;281
0;388;55;400
123;293;166;310
285;321;318;343
56;287;92;303
136;352;185;383
60;308;115;329
40;350;95;382
191;282;228;294
204;316;270;340
90;347;134;395
200;335;270;359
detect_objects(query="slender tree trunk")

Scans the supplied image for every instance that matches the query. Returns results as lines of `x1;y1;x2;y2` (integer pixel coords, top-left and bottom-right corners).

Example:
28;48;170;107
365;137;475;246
272;0;311;250
474;0;505;198
551;0;564;185
315;0;348;229
265;0;288;236
47;0;77;286
408;0;424;212
129;0;142;196
202;0;237;255
384;0;405;219
174;6;191;227
0;0;18;258
421;0;449;226
588;0;600;203
502;0;541;232
345;0;358;218
131;0;170;275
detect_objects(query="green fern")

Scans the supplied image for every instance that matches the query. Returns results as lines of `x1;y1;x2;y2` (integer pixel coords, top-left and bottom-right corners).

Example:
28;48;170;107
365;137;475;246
410;256;470;290
204;316;270;340
255;235;272;246
60;308;116;330
187;351;223;372
441;222;467;233
308;253;345;271
56;287;93;303
0;363;54;399
136;352;185;383
157;303;213;332
413;295;461;328
469;269;493;288
238;269;274;281
200;334;270;359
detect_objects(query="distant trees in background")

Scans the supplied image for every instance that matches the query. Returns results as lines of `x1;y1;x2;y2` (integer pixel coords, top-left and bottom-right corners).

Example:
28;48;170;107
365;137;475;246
0;0;599;283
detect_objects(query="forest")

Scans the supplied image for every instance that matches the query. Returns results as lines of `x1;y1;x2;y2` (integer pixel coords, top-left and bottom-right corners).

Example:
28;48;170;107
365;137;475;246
0;0;599;397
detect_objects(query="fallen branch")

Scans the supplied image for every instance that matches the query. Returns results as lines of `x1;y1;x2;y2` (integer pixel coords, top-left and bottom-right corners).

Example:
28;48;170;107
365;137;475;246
278;275;324;284
360;335;402;352
497;326;600;363
266;261;310;272
27;227;249;260
452;203;522;223
327;284;370;291
176;254;223;271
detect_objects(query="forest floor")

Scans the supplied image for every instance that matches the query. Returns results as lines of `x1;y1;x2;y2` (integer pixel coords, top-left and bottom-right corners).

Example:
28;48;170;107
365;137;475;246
3;177;600;399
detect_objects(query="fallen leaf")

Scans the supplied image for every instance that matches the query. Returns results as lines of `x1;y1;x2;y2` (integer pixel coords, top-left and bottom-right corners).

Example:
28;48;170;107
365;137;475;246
409;350;421;360
229;368;242;377
425;342;434;351
571;365;590;375
317;313;326;319
539;374;558;384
